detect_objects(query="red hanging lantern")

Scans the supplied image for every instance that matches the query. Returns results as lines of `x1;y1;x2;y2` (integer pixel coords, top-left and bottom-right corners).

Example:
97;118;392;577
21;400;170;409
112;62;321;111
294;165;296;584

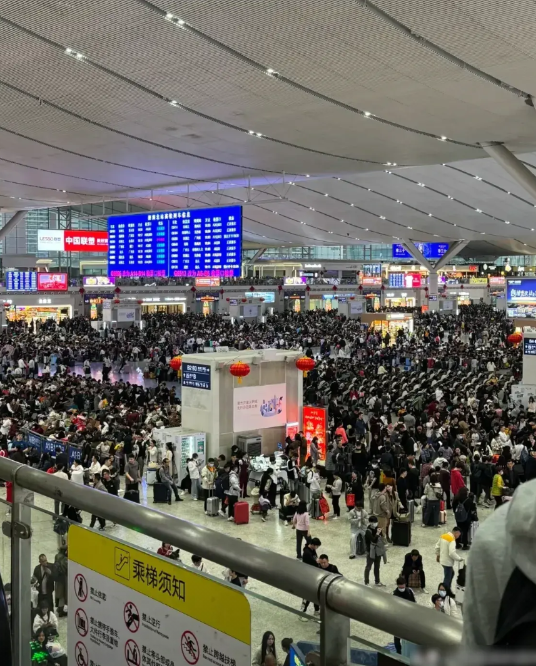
230;361;250;384
169;355;183;377
350;296;355;300
508;332;522;345
113;298;120;304
358;285;363;293
259;297;265;302
220;289;224;296
241;298;247;303
249;286;255;292
190;286;196;293
424;286;428;293
278;285;283;292
226;298;230;302
296;356;315;378
381;284;385;291
114;287;121;294
137;300;143;305
305;285;311;292
78;287;85;295
332;285;338;292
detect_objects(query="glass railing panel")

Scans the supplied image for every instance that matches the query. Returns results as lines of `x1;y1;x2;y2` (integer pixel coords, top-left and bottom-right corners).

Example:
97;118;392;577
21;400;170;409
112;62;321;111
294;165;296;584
348;633;411;665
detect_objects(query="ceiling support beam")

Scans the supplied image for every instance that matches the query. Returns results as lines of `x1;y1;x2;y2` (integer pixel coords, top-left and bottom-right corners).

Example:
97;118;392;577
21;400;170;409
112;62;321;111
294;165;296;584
400;240;434;272
0;210;27;242
481;142;536;203
247;248;267;264
434;240;470;271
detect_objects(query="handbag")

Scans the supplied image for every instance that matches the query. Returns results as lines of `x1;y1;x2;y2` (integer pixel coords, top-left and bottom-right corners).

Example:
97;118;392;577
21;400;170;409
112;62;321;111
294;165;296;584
346;493;355;508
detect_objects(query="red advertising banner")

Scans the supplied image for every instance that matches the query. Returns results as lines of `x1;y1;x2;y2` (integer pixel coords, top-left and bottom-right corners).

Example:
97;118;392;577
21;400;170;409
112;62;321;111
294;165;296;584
64;230;109;252
303;406;327;463
285;422;299;442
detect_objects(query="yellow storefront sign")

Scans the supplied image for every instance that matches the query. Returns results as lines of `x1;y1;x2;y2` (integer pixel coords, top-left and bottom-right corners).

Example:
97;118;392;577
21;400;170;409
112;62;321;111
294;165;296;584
69;525;251;644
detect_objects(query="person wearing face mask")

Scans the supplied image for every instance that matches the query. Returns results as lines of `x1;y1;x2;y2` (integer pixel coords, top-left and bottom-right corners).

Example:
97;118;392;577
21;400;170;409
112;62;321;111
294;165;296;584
432;583;459;618
392;576;416;654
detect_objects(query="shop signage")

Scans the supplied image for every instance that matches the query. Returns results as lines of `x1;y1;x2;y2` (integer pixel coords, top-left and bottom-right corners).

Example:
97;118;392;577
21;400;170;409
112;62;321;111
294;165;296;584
361;277;382;286
67;526;250;666
302;406;327;462
182;363;211;390
233;383;287;432
195;277;221;287
489;277;505;286
350;300;364;315
469;277;488;285
284;277;307;285
83;276;116;287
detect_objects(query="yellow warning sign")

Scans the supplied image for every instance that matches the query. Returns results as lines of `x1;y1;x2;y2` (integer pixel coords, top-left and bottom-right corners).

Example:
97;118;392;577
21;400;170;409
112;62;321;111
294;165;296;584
68;525;251;644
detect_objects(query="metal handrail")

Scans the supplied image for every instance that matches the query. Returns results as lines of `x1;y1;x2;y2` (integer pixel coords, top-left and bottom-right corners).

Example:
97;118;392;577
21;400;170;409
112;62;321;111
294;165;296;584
0;457;462;647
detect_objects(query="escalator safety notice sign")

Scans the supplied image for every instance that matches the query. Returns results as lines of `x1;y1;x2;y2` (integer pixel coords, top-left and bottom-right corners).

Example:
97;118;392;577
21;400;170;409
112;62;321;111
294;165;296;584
67;526;251;666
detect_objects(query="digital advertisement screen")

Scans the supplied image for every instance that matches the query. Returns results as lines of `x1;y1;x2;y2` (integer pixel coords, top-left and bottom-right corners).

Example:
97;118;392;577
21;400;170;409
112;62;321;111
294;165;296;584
506;279;536;318
83;276;116;287
108;205;242;278
6;271;37;291
38;229;109;252
388;273;422;288
195;277;220;287
245;291;275;302
524;338;536;356
362;276;382;286
37;273;68;291
392;242;449;259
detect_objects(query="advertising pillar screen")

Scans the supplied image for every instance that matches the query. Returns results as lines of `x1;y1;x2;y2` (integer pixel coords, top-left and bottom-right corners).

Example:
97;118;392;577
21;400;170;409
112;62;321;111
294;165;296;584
107;205;242;278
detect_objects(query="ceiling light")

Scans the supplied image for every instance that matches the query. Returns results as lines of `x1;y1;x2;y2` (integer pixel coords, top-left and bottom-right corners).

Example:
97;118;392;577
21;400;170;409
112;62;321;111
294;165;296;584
350;203;354;207
364;111;371;117
248;130;254;135
532;228;535;231
433;234;439;237
62;190;66;193
266;68;278;76
505;221;510;224
481;232;485;234
340;219;344;222
407;226;412;229
170;100;179;106
453;224;457;226
524;243;528;246
324;193;328;196
383;162;392;166
393;163;397;166
306;174;310;178
165;12;174;19
418;183;425;187
365;228;369;231
428;213;433;217
476;209;482;213
367;189;371;192
474;176;482;181
439;136;447;141
256;132;262;137
447;196;453;200
337;178;341;181
380;216;386;220
310;207;314;211
507;192;511;195
397;200;402;204
65;48;85;60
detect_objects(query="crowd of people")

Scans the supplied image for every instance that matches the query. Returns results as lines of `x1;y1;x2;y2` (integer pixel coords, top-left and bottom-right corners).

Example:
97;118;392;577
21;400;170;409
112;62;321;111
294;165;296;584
3;303;534;660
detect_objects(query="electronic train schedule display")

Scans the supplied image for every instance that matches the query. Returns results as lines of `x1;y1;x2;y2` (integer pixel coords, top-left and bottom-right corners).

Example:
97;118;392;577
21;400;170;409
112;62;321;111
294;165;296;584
107;205;242;278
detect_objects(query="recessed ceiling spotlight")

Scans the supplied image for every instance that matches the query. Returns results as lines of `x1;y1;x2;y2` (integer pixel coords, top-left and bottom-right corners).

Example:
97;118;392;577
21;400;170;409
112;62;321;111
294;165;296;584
380;216;386;220
364;111;371;117
324;193;328;196
439;136;447;141
407;226;412;229
475;209;482;213
505;221;510;224
428;213;433;217
266;68;278;76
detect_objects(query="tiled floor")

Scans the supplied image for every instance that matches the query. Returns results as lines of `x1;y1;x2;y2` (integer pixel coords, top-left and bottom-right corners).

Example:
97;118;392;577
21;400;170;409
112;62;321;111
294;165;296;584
0;477;491;660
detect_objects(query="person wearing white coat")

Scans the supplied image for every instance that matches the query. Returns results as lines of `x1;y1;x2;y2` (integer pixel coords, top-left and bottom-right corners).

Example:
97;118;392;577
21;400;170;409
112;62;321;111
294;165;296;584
432;583;460;618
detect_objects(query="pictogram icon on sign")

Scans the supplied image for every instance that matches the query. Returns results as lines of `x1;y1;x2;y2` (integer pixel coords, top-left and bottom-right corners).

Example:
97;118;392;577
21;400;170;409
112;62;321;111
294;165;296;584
124;601;140;633
125;639;140;666
75;641;88;666
74;574;88;602
75;608;88;637
181;630;200;665
115;547;131;581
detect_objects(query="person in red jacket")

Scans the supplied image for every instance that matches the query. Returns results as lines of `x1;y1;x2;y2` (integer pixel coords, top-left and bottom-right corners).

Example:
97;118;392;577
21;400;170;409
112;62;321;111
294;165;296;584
450;462;466;496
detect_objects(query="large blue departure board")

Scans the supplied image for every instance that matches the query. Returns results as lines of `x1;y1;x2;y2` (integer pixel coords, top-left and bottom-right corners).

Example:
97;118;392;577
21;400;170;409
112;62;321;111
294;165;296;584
107;205;242;278
6;271;37;291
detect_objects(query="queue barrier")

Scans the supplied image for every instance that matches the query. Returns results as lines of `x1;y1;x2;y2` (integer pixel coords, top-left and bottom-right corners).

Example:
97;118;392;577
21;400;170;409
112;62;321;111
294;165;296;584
19;429;83;466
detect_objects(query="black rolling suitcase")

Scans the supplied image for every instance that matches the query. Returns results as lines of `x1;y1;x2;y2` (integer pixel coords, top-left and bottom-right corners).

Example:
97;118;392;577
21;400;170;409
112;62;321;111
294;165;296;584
153;483;169;504
391;520;411;547
124;489;140;503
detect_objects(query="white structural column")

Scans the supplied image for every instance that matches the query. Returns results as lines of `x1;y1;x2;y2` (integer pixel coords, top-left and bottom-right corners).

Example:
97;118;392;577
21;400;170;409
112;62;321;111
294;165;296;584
400;239;434;272
0;210;27;242
481;143;536;202
434;240;470;271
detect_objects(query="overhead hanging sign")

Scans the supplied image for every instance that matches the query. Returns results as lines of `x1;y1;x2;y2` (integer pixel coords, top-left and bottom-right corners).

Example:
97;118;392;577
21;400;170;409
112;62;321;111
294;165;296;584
68;526;250;666
234;383;287;432
392;242;449;259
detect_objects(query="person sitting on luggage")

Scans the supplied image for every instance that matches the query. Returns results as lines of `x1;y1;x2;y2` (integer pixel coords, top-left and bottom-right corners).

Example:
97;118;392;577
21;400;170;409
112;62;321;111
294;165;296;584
280;491;299;525
401;549;428;593
158;459;182;505
348;501;368;559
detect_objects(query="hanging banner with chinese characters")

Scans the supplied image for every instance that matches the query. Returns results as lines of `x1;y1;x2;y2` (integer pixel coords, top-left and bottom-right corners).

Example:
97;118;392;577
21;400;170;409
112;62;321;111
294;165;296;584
68;526;251;666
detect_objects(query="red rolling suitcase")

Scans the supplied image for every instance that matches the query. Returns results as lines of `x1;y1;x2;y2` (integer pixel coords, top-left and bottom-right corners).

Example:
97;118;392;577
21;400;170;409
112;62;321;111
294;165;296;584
233;501;250;525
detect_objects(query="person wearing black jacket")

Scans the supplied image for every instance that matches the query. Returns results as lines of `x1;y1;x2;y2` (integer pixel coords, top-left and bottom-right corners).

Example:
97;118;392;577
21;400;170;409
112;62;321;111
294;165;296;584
393;576;416;653
504;459;520;490
401;549;427;591
351;442;368;481
318;554;341;575
300;538;321;618
452;488;476;550
525;448;536;481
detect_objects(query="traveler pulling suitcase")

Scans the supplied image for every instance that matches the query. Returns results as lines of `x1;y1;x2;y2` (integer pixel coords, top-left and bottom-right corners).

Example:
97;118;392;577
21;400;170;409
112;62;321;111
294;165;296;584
391;520;411;547
153;483;168;504
206;496;220;517
233;501;250;525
